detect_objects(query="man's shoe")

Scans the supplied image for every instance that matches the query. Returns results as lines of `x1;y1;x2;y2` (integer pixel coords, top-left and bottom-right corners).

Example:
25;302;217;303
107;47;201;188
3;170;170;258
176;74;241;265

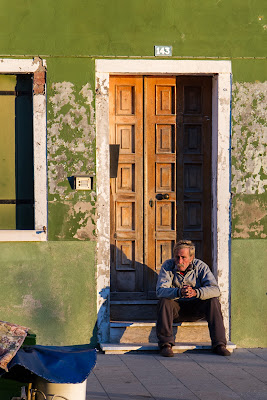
160;344;174;357
213;345;231;356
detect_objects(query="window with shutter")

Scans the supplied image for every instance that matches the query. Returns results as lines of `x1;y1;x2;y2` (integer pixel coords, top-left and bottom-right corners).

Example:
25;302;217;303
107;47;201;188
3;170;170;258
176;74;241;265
0;74;34;230
0;59;47;241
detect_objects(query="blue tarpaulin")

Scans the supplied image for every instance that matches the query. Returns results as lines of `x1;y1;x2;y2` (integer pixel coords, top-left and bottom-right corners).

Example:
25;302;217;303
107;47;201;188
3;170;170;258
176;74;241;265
0;345;97;384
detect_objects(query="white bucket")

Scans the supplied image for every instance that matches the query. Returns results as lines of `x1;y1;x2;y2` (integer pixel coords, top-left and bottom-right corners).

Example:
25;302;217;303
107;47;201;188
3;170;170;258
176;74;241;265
34;377;87;400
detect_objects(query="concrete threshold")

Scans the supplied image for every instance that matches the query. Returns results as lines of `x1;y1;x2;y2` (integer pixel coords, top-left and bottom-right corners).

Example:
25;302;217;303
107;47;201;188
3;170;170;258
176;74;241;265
100;341;236;354
110;321;208;327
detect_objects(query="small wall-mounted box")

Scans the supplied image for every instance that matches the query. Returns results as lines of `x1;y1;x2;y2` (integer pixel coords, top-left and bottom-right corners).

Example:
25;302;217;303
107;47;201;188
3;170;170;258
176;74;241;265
74;176;93;190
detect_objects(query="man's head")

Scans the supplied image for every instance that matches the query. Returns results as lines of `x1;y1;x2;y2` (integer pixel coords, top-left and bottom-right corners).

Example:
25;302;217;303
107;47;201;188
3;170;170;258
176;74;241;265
173;240;195;271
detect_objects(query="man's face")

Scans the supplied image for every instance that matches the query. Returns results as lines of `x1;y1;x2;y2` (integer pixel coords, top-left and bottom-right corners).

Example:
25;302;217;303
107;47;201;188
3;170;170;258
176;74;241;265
174;247;194;271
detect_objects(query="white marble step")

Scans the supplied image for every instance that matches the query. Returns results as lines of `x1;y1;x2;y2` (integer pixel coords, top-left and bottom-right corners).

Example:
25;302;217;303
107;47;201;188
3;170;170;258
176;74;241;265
100;341;236;354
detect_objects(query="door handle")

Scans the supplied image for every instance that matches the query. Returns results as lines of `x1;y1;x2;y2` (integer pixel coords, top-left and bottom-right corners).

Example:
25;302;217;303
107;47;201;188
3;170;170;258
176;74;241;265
156;193;170;200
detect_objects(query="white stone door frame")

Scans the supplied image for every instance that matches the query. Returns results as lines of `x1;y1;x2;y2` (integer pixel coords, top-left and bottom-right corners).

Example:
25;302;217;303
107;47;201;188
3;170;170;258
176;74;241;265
95;60;232;343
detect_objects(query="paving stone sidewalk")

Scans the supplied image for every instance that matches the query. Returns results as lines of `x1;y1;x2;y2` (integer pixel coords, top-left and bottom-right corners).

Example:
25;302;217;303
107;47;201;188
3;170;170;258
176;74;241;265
86;348;267;400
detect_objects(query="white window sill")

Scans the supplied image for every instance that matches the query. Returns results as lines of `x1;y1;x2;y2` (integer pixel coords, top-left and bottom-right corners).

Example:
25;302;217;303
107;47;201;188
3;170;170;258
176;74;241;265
0;230;47;241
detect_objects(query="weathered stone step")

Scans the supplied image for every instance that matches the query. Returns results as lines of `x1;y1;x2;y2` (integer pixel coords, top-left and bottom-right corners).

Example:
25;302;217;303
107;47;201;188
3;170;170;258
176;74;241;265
110;320;210;344
100;342;236;354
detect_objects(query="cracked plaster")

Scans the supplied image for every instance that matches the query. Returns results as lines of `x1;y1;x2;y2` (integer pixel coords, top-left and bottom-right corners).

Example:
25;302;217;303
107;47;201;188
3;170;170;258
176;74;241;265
47;81;96;240
232;81;267;195
231;81;267;239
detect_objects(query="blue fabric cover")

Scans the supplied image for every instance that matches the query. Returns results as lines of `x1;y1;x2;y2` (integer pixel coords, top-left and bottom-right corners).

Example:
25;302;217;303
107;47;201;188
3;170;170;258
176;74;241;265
0;345;96;384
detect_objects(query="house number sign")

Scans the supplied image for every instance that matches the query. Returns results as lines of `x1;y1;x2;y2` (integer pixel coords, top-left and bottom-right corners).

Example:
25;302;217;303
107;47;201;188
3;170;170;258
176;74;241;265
154;46;172;56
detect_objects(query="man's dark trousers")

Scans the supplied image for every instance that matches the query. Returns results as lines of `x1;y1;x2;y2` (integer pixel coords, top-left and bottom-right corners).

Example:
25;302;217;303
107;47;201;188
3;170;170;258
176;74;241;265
156;297;227;348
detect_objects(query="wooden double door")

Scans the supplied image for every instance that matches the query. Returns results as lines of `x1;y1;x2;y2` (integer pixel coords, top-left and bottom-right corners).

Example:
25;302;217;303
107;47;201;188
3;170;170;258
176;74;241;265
110;75;212;305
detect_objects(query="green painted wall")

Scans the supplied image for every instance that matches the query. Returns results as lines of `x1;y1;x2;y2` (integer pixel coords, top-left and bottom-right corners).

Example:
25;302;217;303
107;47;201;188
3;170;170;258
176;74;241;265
231;240;267;347
230;65;266;346
232;60;267;83
0;0;266;347
0;242;97;346
0;0;266;57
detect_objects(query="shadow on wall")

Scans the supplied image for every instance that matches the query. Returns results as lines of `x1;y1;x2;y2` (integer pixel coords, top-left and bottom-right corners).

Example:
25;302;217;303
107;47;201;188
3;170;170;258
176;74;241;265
110;244;159;295
109;244;159;322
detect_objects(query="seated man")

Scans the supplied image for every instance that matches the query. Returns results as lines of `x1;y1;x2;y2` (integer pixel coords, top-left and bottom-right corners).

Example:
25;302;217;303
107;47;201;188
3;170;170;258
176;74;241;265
156;240;231;357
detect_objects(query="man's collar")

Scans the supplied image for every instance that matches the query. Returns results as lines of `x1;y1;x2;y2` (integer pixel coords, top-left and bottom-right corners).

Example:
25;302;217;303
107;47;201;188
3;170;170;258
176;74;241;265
180;264;193;274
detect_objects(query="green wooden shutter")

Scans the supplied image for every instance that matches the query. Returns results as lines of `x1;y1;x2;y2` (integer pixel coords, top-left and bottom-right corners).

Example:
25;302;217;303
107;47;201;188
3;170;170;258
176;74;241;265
0;74;34;229
0;75;16;229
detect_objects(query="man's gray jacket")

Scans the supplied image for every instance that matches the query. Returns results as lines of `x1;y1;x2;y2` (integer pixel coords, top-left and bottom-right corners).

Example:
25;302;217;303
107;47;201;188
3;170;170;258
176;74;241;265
156;258;220;301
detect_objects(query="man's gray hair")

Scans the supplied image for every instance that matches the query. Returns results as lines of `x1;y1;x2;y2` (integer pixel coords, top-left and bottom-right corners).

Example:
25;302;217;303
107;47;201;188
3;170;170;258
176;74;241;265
173;240;195;258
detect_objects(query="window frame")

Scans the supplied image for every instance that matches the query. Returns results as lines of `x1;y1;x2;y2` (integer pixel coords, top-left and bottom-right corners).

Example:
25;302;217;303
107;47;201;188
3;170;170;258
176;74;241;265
0;59;47;241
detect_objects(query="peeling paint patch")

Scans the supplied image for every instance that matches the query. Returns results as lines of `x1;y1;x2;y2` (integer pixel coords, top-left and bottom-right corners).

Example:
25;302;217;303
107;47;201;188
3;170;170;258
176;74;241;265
257;15;267;31
47;81;96;240
72;201;96;240
52;306;66;322
232;195;267;239
48;197;96;241
14;294;42;316
33;57;46;95
232;81;267;195
47;81;95;195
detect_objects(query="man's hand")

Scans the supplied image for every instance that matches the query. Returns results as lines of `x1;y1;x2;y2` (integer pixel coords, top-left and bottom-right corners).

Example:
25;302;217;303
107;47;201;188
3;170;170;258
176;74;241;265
181;285;197;298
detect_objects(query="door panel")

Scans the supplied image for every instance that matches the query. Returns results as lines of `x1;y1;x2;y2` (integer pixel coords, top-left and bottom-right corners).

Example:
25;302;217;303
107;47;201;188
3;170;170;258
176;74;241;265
110;76;144;299
177;76;212;266
145;76;177;293
110;75;212;312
